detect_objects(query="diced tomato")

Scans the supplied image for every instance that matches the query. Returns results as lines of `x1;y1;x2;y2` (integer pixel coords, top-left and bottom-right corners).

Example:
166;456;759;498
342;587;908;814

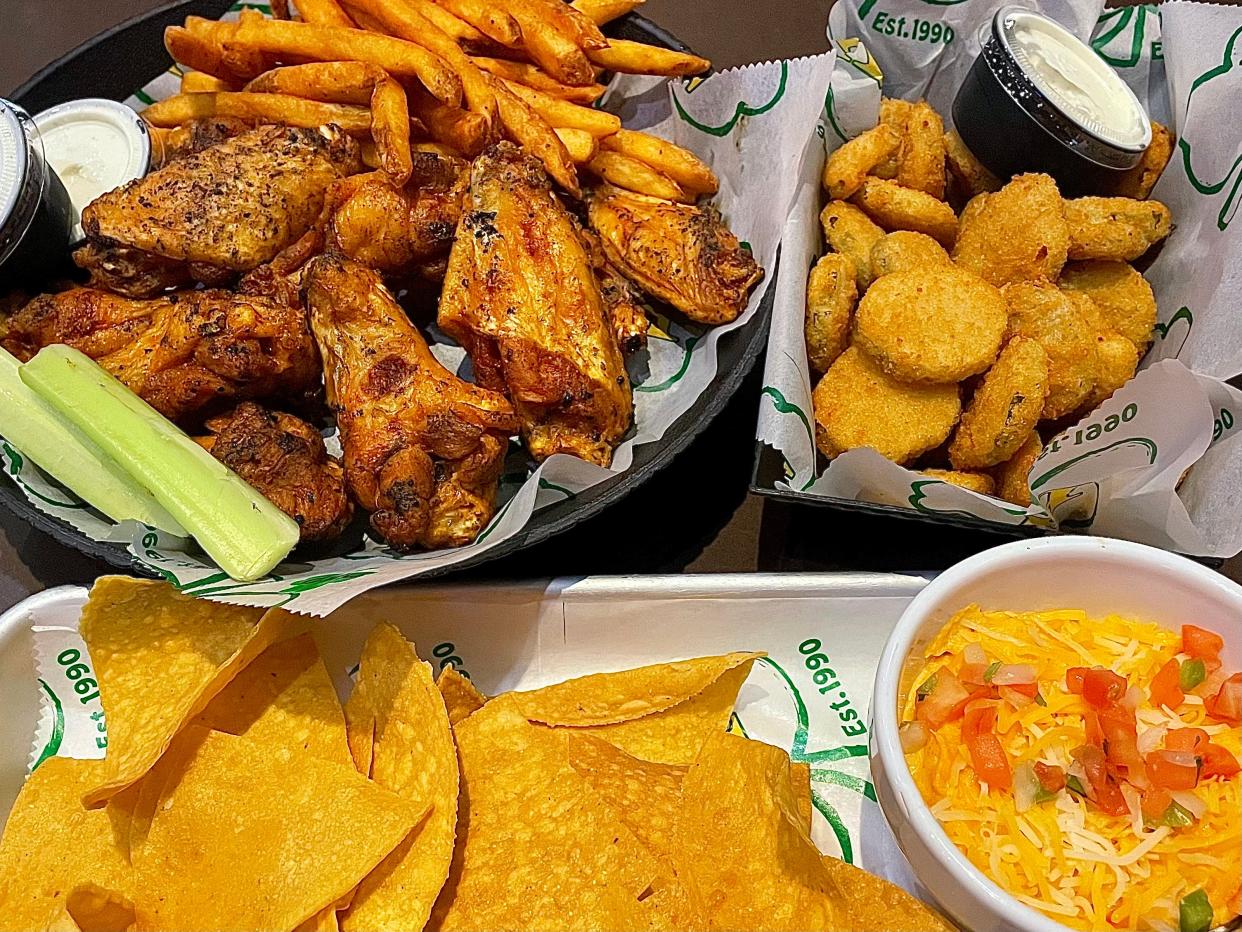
962;702;1012;790
1140;786;1173;822
999;682;1038;710
1146;749;1201;790
916;669;971;730
1067;667;1087;694
1182;624;1224;661
1205;673;1242;724
1149;658;1185;710
1084;708;1103;746
959;662;991;687
1072;744;1128;816
1099;705;1144;772
1082;668;1128;708
1166;728;1210;753
1201;743;1241;779
1033;761;1065;794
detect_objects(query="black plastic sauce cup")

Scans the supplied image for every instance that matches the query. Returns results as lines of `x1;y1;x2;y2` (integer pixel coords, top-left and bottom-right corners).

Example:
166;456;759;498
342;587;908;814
0;99;77;292
953;7;1152;197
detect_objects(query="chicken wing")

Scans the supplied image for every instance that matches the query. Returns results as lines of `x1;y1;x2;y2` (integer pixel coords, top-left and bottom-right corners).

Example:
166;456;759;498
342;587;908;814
579;223;649;354
196;402;352;542
327;152;468;281
74;125;361;297
440;143;631;467
587;184;763;325
305;254;518;550
4;287;320;423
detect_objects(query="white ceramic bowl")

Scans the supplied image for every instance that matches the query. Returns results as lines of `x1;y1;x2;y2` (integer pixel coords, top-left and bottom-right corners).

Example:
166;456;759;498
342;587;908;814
870;536;1242;932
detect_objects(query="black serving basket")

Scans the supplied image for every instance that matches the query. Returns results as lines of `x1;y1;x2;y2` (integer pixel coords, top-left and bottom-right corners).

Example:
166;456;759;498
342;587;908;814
2;0;776;577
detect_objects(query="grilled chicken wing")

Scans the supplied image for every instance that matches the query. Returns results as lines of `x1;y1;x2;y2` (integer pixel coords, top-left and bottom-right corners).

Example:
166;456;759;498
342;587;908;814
150;117;252;168
327;152;468;281
579;224;649;354
196;402;352;542
440;143;631;467
4;287;320;423
74;125;361;297
587;184;763;325
305;254;518;550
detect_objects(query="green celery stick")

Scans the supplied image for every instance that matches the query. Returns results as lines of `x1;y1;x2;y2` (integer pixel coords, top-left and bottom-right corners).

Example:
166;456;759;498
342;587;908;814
0;348;186;535
21;345;298;582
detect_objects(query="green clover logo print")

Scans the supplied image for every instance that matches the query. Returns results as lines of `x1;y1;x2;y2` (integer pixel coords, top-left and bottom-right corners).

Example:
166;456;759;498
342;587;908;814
1179;26;1242;231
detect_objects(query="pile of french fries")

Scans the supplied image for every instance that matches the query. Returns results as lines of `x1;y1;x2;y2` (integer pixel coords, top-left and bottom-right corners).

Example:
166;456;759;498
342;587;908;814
147;0;719;201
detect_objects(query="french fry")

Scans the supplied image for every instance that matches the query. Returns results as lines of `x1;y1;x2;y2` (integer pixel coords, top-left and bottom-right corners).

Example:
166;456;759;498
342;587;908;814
182;16;268;80
505;3;596;86
368;76;415;184
294;0;356;27
513;0;609;52
166;26;232;79
407;0;486;44
489;76;580;197
408;85;489;156
141;92;373;136
411;140;464;158
228;15;463;106
430;0;521;47
587;150;689;202
588;39;709;76
471;57;605;104
570;0;645;26
501;80;620;136
180;71;236;93
554;127;598;163
601;128;716;195
359;138;381;169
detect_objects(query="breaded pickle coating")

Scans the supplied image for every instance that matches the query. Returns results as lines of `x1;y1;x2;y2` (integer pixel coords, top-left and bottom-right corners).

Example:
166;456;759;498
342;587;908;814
871;98;913;179
870;231;950;279
897;101;946;200
1064;291;1140;411
1111;122;1174;199
948;336;1050;469
1059;259;1157;351
953;173;1069;286
991;431;1042;507
919;469;995;495
823;124;902;200
854;267;1006;384
821;200;884;291
805;253;857;375
851;178;958;247
944;129;1002;198
1065;196;1172;261
1003;280;1097;420
813;346;961;464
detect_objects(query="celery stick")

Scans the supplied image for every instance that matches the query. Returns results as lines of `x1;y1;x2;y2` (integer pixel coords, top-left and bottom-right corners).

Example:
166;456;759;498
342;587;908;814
21;345;298;582
0;348;186;535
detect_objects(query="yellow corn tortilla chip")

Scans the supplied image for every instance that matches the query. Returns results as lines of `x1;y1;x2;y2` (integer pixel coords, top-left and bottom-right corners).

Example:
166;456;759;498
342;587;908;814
0;758;131;931
428;700;665;932
673;731;840;931
296;904;341;932
575;659;757;765
820;856;953;932
791;761;812;832
436;664;487;725
133;727;426;931
79;577;292;807
341;624;458;932
512;652;763;725
66;883;136;932
192;632;351;766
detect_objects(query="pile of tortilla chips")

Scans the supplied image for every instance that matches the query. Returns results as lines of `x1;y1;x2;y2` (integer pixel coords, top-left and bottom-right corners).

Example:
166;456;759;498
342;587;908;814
0;577;951;932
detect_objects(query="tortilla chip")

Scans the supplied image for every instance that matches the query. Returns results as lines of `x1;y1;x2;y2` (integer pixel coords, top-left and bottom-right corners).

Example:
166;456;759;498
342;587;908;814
296;904;341;932
133;727;426;931
437;665;487;725
341;624;458;932
0;758;131;931
66;883;136;932
821;856;953;931
791;762;813;832
78;577;291;807
673;732;839;931
512;652;763;725
576;659;756;764
193;632;350;766
428;700;664;931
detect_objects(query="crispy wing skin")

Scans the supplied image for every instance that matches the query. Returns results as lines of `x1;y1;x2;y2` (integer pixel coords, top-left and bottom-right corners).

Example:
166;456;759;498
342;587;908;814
150;117;252;168
327;152;468;281
587;184;763;325
305;254;518;550
579;223;649;354
74;125;362;297
440;143;631;467
196;402;352;542
3;287;320;423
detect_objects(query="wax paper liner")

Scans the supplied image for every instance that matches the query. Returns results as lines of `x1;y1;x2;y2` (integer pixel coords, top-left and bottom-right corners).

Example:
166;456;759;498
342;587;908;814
0;3;837;614
756;0;1242;558
28;625;107;773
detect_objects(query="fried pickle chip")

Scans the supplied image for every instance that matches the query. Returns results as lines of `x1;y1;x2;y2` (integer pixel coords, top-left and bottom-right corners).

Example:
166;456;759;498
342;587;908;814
673;732;839;931
806;253;857;374
1003;281;1098;420
814;346;961;465
869;230;950;279
1065;196;1172;261
1063;290;1141;411
897;101;946;199
791;761;813;832
0;759;131;932
820;856;953;931
1059;259;1157;350
823;123;901;200
953;173;1069;286
437;664;487;725
992;431;1042;506
871;97;913;179
820;200;884;290
133;727;425;932
918;468;996;495
429;701;667;931
512;651;761;726
1111;121;1174;199
854;267;1006;383
342;624;458;932
192;631;351;766
851;178;958;247
944;128;1001;197
949;336;1049;469
78;577;291;807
